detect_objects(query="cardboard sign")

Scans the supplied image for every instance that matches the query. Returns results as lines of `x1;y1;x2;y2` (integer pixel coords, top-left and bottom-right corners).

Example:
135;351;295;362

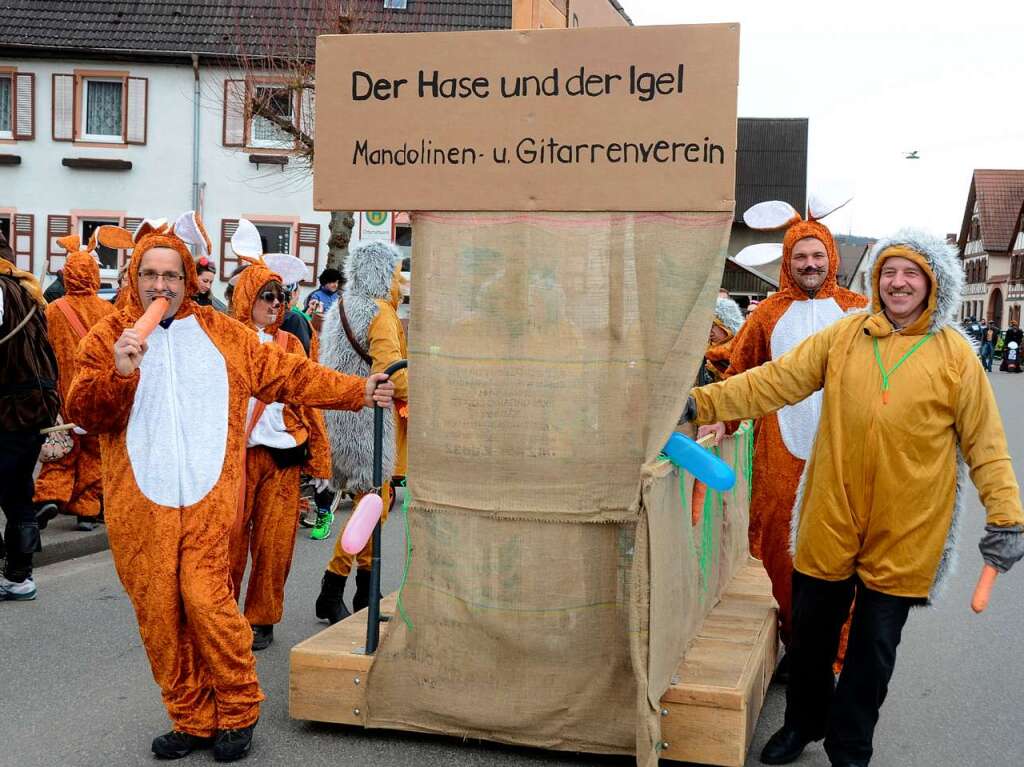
314;24;739;212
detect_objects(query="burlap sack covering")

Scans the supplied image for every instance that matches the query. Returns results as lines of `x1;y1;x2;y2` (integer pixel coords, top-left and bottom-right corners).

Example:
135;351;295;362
366;212;747;765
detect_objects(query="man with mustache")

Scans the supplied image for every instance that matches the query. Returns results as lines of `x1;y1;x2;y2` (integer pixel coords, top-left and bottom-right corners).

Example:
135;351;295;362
65;214;394;762
699;208;867;669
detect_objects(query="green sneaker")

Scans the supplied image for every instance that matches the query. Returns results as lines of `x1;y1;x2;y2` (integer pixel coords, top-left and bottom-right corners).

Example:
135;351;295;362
310;509;334;540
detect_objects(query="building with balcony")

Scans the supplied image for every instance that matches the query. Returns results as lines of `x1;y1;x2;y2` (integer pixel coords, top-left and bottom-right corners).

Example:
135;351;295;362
957;169;1024;326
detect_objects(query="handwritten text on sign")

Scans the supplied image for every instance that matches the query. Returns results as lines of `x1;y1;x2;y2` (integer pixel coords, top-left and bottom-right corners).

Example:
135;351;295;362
314;25;739;211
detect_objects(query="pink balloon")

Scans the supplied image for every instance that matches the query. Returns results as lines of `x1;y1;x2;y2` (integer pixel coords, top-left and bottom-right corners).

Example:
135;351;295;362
341;493;384;555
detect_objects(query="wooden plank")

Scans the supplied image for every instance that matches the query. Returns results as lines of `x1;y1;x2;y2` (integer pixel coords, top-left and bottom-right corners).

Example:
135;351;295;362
289;595;397;722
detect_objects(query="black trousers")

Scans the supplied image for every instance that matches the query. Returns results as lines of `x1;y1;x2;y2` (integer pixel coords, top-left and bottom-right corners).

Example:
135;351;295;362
0;431;45;579
784;570;916;765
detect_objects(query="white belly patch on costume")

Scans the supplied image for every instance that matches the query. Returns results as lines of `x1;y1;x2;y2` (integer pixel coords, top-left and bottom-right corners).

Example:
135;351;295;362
770;298;844;460
126;315;230;507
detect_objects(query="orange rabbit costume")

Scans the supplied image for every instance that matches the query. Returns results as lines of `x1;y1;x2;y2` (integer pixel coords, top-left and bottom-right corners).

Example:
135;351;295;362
227;223;332;632
727;199;867;644
33;234;114;522
65;213;371;739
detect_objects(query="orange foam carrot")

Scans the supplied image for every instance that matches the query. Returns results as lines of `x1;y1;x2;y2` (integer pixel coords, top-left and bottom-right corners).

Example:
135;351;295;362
133;297;169;342
971;563;998;613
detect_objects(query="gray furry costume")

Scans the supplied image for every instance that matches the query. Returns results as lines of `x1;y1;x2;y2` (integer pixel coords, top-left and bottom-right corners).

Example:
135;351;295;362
320;241;401;493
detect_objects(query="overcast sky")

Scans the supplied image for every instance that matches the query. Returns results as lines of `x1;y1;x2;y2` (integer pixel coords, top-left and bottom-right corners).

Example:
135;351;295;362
625;0;1024;239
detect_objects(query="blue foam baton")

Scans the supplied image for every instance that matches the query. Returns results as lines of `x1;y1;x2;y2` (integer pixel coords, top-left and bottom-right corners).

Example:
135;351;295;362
662;432;736;491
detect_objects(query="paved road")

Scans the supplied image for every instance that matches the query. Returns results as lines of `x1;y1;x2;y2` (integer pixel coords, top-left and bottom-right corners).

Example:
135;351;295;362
3;373;1024;766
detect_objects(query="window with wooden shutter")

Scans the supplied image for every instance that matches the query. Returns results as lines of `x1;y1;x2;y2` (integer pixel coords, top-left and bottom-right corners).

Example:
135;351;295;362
47;215;73;273
220;218;240;281
52;74;75;141
223;80;246;147
125;77;147;144
123;216;144;240
296;223;321;286
12;72;34;140
13;214;34;272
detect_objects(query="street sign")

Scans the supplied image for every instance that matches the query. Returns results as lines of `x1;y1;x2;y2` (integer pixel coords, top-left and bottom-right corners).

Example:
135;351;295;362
358;211;394;241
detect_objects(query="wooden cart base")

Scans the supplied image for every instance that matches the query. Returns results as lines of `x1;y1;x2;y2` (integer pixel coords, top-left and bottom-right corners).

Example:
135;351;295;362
290;559;777;767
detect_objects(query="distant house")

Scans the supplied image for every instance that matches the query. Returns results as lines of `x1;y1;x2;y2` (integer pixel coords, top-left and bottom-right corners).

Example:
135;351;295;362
957;169;1024;326
1008;200;1024;326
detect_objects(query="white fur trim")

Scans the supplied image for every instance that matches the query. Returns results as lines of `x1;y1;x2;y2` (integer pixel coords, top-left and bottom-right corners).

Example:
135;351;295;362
126;315;229;507
734;243;783;267
743;200;800;231
231;218;263;259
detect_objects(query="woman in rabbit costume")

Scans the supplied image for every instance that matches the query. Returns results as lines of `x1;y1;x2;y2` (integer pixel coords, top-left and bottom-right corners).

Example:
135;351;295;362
32;232;114;530
703;198;868;651
65;213;393;762
226;220;333;651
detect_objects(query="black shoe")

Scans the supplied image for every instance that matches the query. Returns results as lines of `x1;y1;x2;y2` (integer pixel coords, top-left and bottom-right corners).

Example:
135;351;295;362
35;502;59;530
76;516;96;532
315;571;350;625
213;722;256;762
251;624;273;651
151;730;214;759
353;568;373;613
760;726;813;765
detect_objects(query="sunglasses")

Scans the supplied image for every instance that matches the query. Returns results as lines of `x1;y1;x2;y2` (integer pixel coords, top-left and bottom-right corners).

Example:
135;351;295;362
259;290;285;304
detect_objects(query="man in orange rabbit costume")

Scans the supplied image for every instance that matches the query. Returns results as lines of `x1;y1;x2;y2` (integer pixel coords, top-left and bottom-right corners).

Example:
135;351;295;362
227;229;333;652
33;234;114;531
65;213;394;762
701;199;867;651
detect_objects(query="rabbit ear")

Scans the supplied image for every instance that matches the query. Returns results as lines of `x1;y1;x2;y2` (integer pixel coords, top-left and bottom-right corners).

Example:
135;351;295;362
807;191;852;221
263;253;308;286
134;217;169;242
172;211;212;258
733;243;784;267
55;234;82;254
231;218;263;258
96;226;135;250
743;201;802;231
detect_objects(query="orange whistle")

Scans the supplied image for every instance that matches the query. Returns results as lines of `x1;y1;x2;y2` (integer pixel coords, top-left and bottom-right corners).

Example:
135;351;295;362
133;297;169;342
971;563;998;613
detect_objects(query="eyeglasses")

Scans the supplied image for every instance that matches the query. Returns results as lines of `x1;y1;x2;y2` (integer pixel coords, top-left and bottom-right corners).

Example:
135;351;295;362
139;270;185;284
258;290;285;304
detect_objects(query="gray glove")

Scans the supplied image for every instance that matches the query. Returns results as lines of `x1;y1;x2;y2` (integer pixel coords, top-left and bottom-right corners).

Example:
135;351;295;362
979;524;1024;573
677;396;697;425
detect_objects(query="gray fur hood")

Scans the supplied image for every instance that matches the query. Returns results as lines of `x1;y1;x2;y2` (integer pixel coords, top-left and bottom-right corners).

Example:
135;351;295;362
344;240;401;302
713;297;745;335
864;229;964;334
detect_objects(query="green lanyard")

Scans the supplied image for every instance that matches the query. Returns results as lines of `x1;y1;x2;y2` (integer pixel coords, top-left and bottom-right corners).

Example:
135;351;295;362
872;334;932;404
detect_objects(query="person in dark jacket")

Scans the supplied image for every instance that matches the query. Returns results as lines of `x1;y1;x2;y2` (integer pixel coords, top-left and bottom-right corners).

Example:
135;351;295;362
43;270;65;302
1000;320;1023;372
304;267;342;315
0;234;61;600
980;321;999;372
192;256;227;312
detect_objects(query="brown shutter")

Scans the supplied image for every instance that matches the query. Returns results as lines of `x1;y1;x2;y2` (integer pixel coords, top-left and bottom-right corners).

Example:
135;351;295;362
123;216;144;239
13;213;34;272
219;218;240;281
222;80;246;147
13;72;34;140
125;76;148;144
52;73;75;141
46;215;73;273
296;223;320;286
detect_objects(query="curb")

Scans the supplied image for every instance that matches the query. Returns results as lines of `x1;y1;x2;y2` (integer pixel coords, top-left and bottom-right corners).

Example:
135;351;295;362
36;516;109;568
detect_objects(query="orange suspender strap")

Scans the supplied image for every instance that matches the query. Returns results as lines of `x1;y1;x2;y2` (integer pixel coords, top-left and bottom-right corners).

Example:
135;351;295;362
53;297;90;339
234;330;292;535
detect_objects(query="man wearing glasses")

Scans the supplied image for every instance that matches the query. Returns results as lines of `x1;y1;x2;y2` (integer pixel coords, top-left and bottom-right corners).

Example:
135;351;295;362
65;214;394;763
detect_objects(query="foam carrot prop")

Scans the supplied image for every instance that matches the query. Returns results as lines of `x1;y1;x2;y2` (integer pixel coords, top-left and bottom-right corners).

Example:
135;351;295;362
133;297;169;342
971;563;998;613
341;493;384;555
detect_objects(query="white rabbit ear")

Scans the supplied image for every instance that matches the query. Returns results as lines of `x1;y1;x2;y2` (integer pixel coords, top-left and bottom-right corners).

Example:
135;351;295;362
134;217;169;242
743;201;802;231
263;253;308;286
230;218;263;258
807;192;852;221
733;243;784;267
172;211;212;258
